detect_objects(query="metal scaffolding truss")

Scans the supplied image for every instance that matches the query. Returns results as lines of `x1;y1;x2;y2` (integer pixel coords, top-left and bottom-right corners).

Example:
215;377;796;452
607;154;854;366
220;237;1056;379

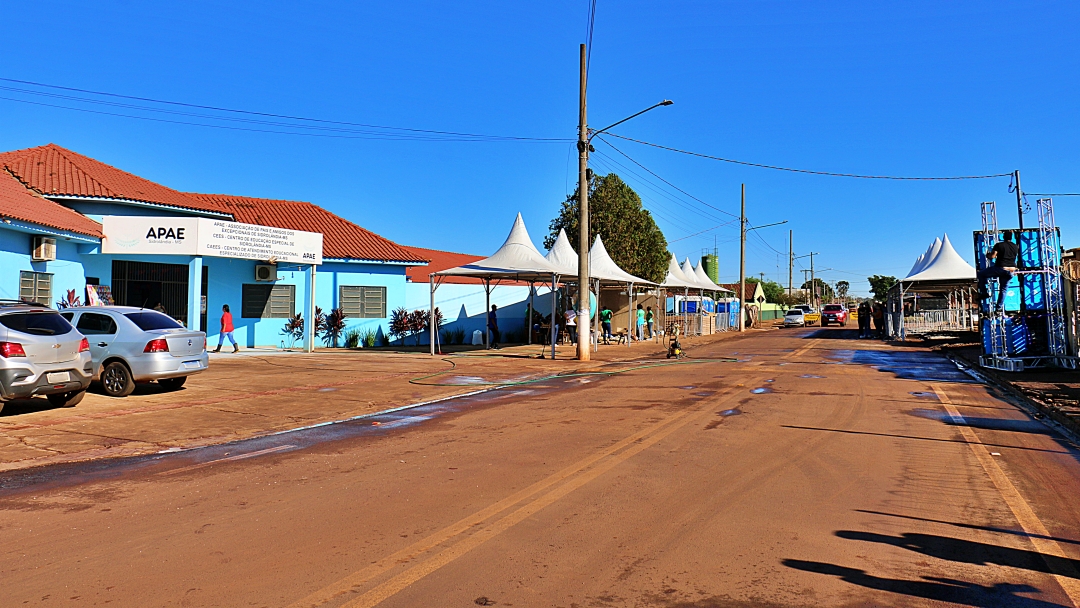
1037;197;1068;357
979;201;1010;365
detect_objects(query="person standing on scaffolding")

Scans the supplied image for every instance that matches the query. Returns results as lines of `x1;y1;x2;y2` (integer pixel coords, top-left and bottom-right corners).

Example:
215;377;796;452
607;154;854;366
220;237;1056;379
978;230;1019;310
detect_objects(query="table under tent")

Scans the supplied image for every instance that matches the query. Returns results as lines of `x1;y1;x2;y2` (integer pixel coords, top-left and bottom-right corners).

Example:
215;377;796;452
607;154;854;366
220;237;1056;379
886;233;978;340
544;228;656;350
429;213;563;358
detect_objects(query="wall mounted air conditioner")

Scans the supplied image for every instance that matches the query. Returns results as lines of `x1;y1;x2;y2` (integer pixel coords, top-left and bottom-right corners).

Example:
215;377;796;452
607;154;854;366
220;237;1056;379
31;236;56;262
255;264;278;282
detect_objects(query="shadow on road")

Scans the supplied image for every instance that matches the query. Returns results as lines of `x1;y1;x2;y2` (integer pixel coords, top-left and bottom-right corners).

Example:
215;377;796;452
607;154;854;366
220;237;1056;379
783;559;1064;607
854;511;1080;547
835;530;1080;580
781;425;1072;455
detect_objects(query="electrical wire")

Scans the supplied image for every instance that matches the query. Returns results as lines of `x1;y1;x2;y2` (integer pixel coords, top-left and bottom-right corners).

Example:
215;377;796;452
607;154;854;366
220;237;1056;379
0;77;571;143
1025;193;1080;197
596;136;739;218
604;132;1013;180
585;0;598;83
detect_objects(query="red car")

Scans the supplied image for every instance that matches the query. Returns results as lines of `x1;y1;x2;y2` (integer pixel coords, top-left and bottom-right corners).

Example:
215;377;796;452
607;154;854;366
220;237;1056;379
821;304;848;327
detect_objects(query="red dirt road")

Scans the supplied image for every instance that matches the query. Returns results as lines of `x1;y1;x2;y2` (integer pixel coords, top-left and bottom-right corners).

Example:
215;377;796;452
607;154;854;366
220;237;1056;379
2;327;1079;607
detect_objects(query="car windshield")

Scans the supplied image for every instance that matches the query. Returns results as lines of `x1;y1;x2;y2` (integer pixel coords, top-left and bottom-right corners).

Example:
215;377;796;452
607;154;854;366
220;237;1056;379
0;311;74;336
786;310;803;316
125;311;184;331
824;305;843;311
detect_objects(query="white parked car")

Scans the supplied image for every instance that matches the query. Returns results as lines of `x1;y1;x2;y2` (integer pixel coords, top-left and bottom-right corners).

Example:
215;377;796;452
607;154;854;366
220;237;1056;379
783;309;806;327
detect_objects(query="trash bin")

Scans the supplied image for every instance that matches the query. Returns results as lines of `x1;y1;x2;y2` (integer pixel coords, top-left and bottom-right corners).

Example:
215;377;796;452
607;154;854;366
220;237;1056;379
471;329;484;345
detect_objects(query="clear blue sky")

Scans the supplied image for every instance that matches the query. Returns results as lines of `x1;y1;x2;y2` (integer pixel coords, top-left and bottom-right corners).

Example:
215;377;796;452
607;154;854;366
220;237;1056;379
3;1;1078;296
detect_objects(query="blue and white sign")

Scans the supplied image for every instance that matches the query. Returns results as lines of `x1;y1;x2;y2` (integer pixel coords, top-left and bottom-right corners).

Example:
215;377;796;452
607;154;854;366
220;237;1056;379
101;216;323;264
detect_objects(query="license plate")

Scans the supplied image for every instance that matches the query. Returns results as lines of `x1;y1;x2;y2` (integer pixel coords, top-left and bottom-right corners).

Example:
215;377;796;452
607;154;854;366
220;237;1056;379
47;371;70;383
183;361;202;370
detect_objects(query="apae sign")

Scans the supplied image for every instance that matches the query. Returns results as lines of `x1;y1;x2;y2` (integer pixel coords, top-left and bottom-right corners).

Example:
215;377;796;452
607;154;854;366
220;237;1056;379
102;216;323;265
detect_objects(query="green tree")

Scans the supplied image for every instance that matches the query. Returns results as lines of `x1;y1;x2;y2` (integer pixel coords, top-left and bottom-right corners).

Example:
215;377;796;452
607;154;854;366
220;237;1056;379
867;275;897;301
800;278;834;301
836;280;850;299
545;173;669;284
745;277;785;304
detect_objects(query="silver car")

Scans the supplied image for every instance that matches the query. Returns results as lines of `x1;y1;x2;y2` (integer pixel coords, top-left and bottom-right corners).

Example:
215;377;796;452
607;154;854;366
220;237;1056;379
0;300;92;410
60;306;209;397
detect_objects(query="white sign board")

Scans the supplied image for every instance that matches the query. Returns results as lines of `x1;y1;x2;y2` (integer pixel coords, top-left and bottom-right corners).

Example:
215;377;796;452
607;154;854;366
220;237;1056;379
102;216;323;265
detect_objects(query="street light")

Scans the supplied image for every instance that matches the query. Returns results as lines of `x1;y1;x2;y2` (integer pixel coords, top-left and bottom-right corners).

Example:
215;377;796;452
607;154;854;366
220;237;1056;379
576;44;672;361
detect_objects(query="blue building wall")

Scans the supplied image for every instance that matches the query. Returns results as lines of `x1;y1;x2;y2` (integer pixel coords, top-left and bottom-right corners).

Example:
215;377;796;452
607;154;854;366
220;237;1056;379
0;222;413;349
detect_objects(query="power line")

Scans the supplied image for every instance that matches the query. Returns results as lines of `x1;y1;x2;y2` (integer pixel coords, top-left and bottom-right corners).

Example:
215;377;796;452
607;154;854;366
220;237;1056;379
1025;193;1080;196
585;0;597;83
604;132;1013;180
0;77;570;142
595;136;738;218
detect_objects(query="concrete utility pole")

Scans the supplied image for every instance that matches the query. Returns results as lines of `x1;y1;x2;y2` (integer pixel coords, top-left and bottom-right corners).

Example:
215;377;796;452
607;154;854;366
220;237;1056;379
801;270;811;304
738;184;746;332
810;252;816;308
576;43;590;362
788;230;793;296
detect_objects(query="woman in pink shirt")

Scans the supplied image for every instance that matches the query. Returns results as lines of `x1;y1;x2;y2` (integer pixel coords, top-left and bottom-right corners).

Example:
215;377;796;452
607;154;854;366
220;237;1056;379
214;304;238;353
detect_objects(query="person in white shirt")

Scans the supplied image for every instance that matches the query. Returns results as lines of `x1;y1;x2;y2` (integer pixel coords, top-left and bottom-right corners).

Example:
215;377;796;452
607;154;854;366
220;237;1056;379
564;307;577;343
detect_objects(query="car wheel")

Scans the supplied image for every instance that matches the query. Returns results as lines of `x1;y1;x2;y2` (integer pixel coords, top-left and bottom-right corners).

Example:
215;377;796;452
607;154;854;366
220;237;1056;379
158;377;187;391
102;362;136;397
47;389;85;408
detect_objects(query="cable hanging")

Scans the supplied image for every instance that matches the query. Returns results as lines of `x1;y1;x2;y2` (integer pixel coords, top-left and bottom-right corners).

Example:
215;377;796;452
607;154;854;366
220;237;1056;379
604;132;1013;180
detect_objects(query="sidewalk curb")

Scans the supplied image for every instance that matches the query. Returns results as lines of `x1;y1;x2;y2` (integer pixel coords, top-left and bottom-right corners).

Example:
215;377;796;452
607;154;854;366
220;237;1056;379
945;352;1080;446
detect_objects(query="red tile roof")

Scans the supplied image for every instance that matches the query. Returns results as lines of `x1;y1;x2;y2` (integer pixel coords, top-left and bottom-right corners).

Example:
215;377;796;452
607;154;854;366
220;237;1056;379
0;144;212;212
718;282;761;300
0;169;102;237
186;193;427;263
403;246;483;284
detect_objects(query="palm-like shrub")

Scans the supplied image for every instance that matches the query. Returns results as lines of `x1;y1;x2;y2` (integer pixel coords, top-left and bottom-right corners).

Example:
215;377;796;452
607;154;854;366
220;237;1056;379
322;308;347;347
389;307;410;344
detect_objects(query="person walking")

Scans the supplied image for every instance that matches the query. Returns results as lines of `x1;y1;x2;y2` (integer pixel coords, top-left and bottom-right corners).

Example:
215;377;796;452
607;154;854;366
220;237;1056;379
600;305;613;344
487;304;500;349
977;230;1020;311
635;304;646;342
646;306;655;339
565;306;577;344
214;304;238;353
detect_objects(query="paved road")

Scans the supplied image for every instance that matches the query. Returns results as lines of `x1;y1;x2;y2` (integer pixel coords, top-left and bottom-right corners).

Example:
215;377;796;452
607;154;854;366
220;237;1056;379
3;327;1080;607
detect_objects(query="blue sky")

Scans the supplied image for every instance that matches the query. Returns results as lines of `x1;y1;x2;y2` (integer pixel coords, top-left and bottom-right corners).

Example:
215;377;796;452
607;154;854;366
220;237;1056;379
3;1;1078;296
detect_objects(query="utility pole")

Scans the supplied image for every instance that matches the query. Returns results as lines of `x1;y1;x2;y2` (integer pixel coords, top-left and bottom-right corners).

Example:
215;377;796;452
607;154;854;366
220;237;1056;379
1014;169;1024;231
788;229;793;296
801;270;811;304
759;272;765;283
576;43;590;361
738;184;746;332
810;252;816;308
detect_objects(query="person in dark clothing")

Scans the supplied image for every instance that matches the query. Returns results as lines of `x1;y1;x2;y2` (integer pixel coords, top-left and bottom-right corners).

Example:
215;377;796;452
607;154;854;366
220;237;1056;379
978;230;1020;309
487;304;500;349
872;302;885;338
857;301;871;338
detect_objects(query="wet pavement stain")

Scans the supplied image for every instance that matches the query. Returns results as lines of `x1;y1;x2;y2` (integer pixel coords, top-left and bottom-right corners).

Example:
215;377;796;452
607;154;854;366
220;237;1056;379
0;375;585;496
909;391;938;399
828;350;975;383
799;374;825;379
750;388;772;394
719;408;742;416
693;392;715;397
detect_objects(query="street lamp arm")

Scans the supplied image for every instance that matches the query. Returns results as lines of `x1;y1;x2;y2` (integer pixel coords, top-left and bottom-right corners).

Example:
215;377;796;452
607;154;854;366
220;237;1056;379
588;100;673;142
745;219;788;232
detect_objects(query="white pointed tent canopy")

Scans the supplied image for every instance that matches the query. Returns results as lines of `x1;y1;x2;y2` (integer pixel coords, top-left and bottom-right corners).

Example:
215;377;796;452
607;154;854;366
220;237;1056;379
888;233;978;340
544;228;579;276
661;254;698;289
693;262;731;293
903;233;976;282
431;213;562;356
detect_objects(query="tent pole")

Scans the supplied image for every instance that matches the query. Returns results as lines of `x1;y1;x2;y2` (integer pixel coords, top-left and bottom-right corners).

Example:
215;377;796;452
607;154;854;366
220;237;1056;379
528;282;534;345
627;283;633;348
429;275;436;356
484;279;491;349
551;274;557;359
593;279;600;352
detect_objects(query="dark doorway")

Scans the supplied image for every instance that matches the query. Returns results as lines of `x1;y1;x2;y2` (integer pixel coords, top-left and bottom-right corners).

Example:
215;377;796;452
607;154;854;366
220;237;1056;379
112;261;190;325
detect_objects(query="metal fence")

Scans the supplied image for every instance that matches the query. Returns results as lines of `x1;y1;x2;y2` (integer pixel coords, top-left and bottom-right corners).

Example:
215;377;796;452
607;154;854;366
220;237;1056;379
892;308;977;338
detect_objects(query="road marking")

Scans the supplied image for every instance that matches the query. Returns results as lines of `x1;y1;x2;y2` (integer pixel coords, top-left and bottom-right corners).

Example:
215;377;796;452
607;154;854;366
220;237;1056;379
287;385;743;608
932;384;1080;606
784;339;820;360
157;444;297;476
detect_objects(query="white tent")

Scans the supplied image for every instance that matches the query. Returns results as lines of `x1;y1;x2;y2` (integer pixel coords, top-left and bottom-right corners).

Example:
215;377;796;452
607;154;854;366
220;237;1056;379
682;258;717;291
904;234;976;282
544;228;579;276
591;236;653;285
693;261;731;293
431;213;561;356
662;254;698;289
437;213;562;279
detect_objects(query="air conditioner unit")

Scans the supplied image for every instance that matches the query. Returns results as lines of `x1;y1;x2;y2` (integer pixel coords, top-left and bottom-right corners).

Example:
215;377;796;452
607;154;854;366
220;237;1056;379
255;264;278;282
31;237;56;262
